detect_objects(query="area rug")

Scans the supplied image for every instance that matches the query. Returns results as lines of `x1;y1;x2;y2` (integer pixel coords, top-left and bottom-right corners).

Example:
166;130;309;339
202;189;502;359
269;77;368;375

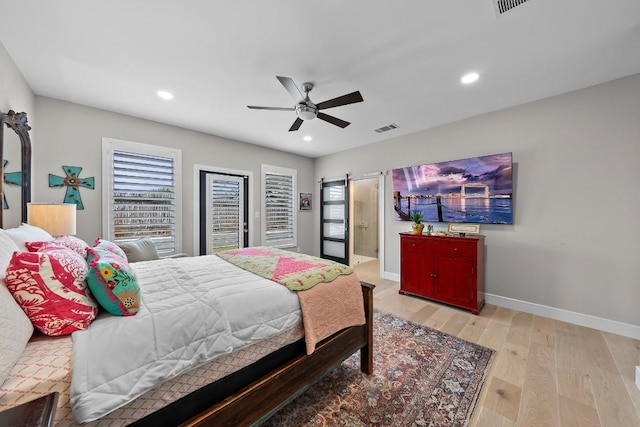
263;310;495;427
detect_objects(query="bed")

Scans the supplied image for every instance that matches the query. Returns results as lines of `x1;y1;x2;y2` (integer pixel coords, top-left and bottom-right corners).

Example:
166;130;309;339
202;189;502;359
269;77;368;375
0;110;374;426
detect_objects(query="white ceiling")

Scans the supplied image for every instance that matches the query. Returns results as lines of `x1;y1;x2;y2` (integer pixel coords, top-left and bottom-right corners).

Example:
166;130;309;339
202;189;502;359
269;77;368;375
1;0;639;158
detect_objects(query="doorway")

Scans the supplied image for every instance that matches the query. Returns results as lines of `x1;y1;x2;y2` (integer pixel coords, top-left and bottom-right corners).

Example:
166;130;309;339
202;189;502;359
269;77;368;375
350;177;380;268
198;169;249;255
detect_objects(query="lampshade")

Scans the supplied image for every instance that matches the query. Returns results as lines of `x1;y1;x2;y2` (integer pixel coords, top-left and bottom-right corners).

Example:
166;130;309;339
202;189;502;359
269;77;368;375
27;203;77;236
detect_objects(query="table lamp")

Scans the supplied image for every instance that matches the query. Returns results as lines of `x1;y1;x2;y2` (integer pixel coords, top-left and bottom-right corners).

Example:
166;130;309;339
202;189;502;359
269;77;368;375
27;203;77;236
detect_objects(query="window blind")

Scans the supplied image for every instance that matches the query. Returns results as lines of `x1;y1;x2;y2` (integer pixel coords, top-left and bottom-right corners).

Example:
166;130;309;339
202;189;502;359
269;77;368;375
210;178;241;251
263;171;295;245
111;150;177;255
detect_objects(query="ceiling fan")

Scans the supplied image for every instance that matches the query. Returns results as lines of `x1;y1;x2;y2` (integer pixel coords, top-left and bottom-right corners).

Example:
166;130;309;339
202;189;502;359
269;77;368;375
247;76;364;132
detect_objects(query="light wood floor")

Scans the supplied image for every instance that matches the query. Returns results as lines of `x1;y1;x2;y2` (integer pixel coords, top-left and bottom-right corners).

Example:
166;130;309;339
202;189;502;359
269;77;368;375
353;260;640;427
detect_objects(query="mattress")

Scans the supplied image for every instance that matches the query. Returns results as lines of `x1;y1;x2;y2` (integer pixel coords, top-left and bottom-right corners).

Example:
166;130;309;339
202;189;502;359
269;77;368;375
0;322;304;426
70;255;302;422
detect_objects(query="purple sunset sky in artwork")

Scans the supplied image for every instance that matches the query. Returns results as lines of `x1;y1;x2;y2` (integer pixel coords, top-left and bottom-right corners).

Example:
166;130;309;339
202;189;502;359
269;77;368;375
392;152;513;196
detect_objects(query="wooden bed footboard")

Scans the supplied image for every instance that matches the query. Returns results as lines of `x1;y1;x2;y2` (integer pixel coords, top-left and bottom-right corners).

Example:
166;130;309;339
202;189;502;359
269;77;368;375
181;281;375;427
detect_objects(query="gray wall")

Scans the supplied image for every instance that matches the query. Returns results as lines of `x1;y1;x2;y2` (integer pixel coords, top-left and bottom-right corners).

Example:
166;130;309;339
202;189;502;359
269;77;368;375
32;97;316;255
315;74;640;329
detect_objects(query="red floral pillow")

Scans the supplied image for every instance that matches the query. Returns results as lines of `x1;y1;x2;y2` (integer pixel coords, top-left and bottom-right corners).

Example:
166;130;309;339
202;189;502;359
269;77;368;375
5;248;98;336
26;235;89;258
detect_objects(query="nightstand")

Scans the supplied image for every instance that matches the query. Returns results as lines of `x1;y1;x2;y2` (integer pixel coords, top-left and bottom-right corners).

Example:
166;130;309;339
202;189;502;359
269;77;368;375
0;393;58;427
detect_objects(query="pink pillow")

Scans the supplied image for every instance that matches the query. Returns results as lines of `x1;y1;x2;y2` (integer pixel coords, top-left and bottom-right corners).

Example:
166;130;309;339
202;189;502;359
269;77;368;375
93;238;127;260
5;248;98;336
27;235;89;258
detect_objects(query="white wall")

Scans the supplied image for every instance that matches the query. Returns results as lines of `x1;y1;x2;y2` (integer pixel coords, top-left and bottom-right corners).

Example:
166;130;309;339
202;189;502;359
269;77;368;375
0;43;35;228
315;74;640;331
32;97;316;255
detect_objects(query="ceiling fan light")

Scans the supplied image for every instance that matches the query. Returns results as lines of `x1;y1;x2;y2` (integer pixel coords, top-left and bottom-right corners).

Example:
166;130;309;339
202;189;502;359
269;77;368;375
296;104;317;120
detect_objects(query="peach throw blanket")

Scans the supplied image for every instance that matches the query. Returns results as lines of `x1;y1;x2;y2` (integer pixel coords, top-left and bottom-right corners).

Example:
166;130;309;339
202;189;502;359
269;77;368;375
298;272;365;354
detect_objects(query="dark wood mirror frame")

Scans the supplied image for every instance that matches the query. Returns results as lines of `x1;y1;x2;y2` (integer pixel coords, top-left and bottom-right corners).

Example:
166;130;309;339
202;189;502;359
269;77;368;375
0;110;32;227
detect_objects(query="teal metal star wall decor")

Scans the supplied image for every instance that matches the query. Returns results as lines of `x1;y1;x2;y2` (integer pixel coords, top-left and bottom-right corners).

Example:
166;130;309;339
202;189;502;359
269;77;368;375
49;166;95;210
3;160;22;209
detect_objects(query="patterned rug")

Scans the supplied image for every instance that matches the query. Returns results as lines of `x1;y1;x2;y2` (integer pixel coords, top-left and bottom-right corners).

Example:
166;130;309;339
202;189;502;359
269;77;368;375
263;311;495;427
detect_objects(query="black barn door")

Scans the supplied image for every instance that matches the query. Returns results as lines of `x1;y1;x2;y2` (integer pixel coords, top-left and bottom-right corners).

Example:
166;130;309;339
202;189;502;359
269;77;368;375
320;178;349;265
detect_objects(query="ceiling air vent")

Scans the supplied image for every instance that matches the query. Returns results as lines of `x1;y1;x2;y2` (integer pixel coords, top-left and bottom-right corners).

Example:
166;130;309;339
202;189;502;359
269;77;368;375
374;123;399;133
493;0;531;15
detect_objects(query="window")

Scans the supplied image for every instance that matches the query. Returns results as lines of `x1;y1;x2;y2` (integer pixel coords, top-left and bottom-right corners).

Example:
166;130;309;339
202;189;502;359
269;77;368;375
261;164;296;248
102;138;182;256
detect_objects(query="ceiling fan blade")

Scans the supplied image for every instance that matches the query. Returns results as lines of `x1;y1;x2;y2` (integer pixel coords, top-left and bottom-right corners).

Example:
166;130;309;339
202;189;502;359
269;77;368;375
247;105;294;111
289;117;304;132
316;91;363;110
276;76;305;104
317;112;350;128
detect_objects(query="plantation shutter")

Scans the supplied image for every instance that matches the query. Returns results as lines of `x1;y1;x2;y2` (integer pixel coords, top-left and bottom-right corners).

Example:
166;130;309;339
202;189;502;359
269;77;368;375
111;150;177;256
263;166;296;247
207;175;244;252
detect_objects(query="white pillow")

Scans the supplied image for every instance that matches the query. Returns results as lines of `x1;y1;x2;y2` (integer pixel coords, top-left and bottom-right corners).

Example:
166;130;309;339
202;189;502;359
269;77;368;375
0;230;20;279
3;224;53;251
0;280;33;386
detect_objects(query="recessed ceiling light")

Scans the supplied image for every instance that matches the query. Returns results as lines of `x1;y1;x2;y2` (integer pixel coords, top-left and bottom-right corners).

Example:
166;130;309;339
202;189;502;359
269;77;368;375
303;135;312;142
157;90;174;100
461;72;479;84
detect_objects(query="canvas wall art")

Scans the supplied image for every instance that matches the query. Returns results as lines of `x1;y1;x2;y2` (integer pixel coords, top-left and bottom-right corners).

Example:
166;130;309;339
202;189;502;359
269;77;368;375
392;152;513;224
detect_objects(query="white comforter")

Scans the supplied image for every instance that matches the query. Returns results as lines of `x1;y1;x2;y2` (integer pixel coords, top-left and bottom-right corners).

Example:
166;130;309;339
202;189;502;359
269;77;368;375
70;255;301;423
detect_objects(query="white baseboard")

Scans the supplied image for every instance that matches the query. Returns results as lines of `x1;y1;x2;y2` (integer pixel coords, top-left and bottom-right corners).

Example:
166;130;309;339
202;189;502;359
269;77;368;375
636;366;640;391
383;272;400;282
380;270;640;340
485;293;640;340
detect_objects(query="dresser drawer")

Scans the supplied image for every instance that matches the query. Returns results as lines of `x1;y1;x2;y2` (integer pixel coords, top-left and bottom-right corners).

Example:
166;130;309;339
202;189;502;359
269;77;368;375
401;238;424;253
429;242;474;258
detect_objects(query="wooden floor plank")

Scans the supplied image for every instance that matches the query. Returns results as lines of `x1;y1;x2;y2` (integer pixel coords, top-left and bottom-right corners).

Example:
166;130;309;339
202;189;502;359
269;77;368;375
531;314;556;348
482;377;522;423
555;329;588;373
602;332;640;381
578;326;619;373
557;366;596;408
492;342;529;388
506;312;533;348
588;365;640;427
558;395;601;427
518;343;559;427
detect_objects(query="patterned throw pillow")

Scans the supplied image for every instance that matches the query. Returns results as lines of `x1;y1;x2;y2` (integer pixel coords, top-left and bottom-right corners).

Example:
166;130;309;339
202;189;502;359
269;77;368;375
5;248;98;336
92;238;128;260
26;235;89;258
86;247;140;316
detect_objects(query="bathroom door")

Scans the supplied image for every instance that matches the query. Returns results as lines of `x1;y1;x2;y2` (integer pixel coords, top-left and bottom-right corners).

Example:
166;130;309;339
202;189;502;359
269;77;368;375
320;178;349;265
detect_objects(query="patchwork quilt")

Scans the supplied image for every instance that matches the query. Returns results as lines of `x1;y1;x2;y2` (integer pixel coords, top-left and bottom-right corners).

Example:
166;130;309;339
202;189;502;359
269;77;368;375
217;246;353;291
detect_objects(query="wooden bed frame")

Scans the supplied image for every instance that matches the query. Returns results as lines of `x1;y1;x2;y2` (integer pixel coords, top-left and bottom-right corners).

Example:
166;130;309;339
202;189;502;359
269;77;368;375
1;111;375;426
181;282;374;427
